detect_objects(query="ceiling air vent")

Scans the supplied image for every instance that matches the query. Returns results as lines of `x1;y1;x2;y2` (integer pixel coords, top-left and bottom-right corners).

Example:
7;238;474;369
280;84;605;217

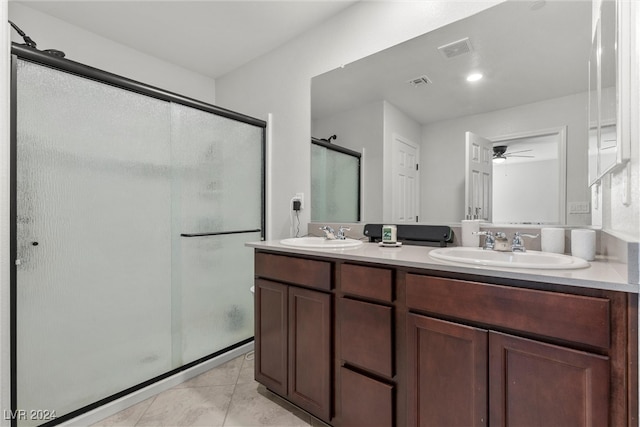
407;75;432;87
437;37;473;59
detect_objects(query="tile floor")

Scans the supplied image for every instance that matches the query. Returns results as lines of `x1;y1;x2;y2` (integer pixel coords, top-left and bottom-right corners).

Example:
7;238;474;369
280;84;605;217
91;352;328;427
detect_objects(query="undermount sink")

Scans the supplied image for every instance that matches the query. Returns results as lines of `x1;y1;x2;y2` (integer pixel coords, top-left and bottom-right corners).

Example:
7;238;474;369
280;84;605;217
429;247;589;270
280;236;363;249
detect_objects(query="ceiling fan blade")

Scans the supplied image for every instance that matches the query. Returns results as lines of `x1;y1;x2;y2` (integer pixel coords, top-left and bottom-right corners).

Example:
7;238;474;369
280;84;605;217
506;154;535;158
505;149;533;155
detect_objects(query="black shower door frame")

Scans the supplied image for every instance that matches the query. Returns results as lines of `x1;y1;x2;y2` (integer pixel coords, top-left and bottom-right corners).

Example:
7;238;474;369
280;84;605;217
9;43;266;427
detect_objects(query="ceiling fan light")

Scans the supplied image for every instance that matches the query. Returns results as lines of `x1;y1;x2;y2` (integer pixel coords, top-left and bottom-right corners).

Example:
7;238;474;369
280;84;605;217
493;156;506;164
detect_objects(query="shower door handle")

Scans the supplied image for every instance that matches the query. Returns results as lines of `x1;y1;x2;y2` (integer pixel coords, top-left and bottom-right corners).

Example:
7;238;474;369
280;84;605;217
180;229;261;238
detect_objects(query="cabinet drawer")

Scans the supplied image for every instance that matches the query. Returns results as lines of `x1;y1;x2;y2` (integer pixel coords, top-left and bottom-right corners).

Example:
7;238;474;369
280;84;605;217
406;274;611;349
255;252;331;291
340;297;393;377
341;263;393;302
340;367;394;427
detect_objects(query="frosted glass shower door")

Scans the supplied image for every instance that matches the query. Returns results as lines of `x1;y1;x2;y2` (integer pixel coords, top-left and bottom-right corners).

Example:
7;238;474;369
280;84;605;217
14;60;173;425
171;104;263;365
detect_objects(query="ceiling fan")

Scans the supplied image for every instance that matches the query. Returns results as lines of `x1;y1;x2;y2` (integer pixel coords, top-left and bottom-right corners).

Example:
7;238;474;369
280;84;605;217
492;145;534;163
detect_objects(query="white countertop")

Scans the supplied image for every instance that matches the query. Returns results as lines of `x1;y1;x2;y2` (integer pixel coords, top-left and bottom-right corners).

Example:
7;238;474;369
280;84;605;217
246;240;638;294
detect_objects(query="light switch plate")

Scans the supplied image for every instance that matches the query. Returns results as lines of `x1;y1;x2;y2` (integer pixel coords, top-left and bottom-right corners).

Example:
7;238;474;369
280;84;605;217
569;201;590;214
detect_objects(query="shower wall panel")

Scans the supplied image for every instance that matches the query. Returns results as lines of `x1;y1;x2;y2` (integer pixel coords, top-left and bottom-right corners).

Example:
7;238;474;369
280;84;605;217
170;104;262;365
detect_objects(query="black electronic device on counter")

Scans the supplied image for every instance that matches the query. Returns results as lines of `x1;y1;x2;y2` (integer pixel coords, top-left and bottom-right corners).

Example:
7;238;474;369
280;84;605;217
363;224;454;247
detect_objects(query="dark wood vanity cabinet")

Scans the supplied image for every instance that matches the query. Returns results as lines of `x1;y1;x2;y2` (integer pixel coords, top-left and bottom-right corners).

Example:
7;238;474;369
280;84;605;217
253;249;637;427
405;273;631;427
254;252;332;422
407;313;610;426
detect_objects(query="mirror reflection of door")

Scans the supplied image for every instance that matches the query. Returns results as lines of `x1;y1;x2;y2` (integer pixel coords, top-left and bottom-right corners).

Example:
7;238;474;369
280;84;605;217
491;127;567;224
392;134;420;223
465;131;493;222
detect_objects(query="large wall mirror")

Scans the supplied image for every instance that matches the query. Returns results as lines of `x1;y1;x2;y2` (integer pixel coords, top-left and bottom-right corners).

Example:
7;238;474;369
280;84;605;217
311;0;598;226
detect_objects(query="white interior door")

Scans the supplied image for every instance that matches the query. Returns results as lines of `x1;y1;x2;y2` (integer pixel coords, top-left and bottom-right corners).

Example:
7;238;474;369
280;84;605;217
392;135;419;223
464;131;493;222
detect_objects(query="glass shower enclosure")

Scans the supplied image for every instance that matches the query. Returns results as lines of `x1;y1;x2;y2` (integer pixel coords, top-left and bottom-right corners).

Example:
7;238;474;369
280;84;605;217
10;45;265;426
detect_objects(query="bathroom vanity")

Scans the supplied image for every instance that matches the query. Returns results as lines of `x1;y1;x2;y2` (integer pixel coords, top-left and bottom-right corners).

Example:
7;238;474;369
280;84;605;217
248;241;638;427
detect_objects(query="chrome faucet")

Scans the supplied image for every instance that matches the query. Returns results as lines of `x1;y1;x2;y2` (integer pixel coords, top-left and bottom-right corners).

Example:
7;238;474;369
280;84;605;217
319;226;336;240
336;226;351;240
474;231;495;250
511;232;539;252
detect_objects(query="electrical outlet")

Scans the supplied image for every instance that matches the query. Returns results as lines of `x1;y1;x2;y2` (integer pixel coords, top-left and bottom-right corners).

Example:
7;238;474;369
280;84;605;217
295;192;304;210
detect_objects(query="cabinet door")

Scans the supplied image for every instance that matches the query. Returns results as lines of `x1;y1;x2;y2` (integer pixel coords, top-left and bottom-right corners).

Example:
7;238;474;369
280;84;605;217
254;279;288;396
288;286;332;421
407;314;488;427
489;332;609;427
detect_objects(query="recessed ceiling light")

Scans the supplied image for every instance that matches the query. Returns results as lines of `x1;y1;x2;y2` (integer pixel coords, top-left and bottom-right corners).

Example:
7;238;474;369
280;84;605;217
466;73;483;82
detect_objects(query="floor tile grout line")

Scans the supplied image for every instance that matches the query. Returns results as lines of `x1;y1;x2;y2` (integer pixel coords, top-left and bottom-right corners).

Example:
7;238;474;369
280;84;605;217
222;352;247;426
221;380;236;426
133;395;157;427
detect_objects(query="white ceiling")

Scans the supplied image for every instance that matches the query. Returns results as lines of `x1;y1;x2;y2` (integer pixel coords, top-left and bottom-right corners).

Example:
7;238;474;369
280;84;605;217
16;0;358;78
312;0;593;125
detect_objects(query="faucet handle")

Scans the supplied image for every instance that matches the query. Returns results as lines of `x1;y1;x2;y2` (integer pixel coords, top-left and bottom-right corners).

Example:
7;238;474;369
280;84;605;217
337;226;351;240
514;231;540;240
512;232;539;252
473;231;495;250
319;226;336;240
514;231;540;239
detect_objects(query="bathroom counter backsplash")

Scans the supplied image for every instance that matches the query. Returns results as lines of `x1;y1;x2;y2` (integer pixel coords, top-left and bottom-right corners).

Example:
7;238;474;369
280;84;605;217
247;238;636;294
